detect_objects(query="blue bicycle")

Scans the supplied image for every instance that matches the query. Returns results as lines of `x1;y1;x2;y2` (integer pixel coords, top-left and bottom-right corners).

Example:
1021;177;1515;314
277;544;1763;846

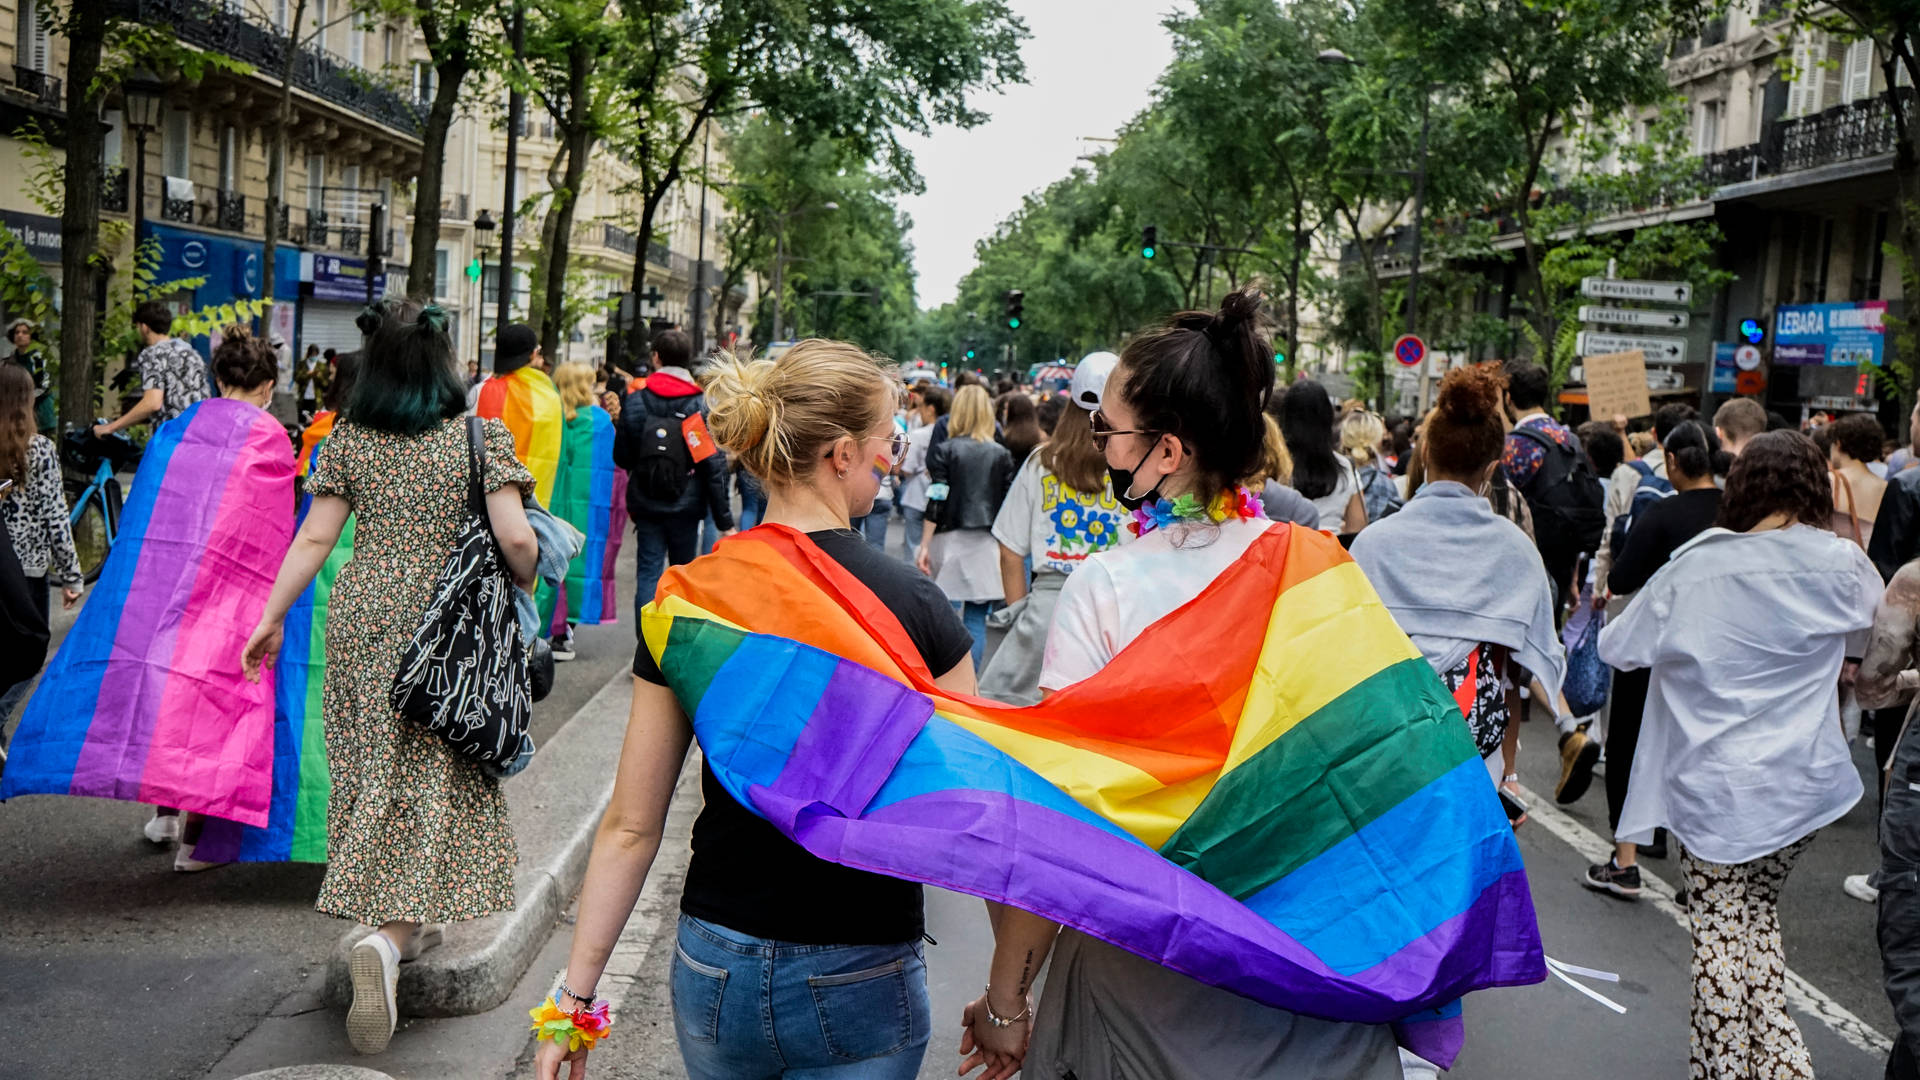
61;428;140;584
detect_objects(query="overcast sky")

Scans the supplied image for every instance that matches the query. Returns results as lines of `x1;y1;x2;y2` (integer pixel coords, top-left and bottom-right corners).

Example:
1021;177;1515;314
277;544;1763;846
898;0;1179;310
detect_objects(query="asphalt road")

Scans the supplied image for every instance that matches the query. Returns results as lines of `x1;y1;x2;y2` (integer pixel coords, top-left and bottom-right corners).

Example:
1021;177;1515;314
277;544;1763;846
0;549;639;1080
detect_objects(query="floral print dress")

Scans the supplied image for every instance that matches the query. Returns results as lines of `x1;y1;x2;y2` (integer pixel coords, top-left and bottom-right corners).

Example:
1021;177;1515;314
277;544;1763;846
303;416;533;924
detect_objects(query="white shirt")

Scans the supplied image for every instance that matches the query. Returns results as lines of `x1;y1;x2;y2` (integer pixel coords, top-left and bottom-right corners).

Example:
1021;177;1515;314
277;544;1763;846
1598;524;1881;864
991;454;1127;576
1308;456;1361;532
1041;517;1274;691
898;424;935;511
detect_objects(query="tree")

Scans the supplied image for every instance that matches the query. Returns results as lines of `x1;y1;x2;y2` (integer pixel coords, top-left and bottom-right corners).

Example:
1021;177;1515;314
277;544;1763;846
522;0;619;357
1379;0;1706;356
610;0;1028;364
362;0;504;304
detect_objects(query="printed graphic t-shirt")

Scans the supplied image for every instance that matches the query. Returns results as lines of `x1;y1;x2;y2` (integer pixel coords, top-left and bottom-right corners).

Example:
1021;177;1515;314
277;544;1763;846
991;453;1126;576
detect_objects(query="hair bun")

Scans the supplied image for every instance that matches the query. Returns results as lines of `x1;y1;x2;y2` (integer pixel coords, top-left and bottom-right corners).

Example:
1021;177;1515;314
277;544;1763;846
222;324;254;344
1435;363;1506;427
1216;286;1263;328
704;351;778;453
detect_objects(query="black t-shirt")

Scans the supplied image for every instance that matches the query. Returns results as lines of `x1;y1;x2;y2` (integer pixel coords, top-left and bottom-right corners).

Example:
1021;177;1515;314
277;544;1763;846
1608;487;1722;597
633;527;974;944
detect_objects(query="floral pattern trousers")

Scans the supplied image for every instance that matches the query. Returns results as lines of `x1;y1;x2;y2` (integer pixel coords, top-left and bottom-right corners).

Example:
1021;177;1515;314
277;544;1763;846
1681;834;1817;1080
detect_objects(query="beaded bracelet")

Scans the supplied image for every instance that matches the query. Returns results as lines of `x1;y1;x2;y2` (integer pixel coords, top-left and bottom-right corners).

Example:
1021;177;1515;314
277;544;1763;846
530;995;613;1051
982;985;1033;1028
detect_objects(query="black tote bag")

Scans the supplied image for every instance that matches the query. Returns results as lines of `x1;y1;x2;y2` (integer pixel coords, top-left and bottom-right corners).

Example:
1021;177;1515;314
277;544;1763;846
390;418;532;766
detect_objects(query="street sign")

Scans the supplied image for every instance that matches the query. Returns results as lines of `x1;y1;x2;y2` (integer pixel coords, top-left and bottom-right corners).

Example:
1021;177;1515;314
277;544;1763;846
1392;333;1427;368
1580;277;1692;305
1576;305;1690;330
1577;330;1686;363
1733;344;1762;371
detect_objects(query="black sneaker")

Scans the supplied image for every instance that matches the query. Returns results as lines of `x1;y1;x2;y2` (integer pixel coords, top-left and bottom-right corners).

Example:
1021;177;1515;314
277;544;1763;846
551;633;577;662
1556;722;1600;804
1583;858;1641;899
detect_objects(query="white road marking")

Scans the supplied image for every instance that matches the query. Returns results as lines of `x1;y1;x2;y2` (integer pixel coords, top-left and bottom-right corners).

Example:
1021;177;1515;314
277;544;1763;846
1514;782;1894;1057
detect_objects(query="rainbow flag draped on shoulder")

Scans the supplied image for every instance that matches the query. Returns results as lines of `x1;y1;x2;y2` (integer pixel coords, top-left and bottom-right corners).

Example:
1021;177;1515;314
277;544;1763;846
541;403;624;632
476;366;561;505
0;400;294;826
642;524;1544;1066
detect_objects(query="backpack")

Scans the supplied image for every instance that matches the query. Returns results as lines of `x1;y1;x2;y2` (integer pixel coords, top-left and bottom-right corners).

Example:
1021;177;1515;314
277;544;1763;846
1508;424;1606;556
1357;463;1403;522
1606;459;1674;556
629;391;702;504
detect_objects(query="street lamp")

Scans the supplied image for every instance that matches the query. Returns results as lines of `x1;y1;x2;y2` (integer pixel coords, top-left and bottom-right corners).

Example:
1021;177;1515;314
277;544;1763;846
121;68;167;239
770;201;839;342
474;209;497;371
1319;49;1436;415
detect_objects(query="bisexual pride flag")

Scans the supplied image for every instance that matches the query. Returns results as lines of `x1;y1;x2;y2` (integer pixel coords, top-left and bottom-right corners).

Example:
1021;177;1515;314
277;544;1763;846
642;524;1544;1065
543;403;625;633
1;400;294;827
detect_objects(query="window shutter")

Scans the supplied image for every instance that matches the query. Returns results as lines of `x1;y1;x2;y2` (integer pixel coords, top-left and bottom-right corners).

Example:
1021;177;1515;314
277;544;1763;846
1822;34;1847;110
1845;39;1874;102
1788;35;1813;116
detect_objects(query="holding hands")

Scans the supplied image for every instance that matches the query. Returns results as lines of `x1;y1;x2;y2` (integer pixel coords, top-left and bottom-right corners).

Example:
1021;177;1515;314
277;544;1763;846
958;988;1030;1080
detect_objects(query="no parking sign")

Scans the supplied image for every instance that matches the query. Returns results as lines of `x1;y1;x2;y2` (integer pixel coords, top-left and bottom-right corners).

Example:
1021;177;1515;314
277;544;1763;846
1393;334;1427;368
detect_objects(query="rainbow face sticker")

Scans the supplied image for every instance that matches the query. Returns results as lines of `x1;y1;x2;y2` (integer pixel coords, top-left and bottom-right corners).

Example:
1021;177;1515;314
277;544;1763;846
873;454;892;482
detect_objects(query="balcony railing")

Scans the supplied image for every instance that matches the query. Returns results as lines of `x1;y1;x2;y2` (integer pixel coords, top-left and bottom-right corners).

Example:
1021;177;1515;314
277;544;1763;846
604;224;637;254
161;189;195;224
106;0;425;136
441;192;469;220
102;167;129;213
214;189;246;232
302;207;329;246
338;224;364;252
11;66;61;110
647;239;670;267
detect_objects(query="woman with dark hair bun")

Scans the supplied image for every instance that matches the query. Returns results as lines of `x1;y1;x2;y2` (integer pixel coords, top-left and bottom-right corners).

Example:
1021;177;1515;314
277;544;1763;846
1598;429;1879;1080
1352;364;1564;837
965;287;1445;1080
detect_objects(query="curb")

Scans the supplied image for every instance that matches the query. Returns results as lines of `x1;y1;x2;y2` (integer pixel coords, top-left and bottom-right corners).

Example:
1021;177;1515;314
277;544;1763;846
323;670;629;1017
232;1069;396;1080
232;1060;397;1068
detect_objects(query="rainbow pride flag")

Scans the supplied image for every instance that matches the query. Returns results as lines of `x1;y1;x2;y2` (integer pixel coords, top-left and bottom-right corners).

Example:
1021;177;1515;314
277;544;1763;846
476;366;561;505
295;410;335;480
232;427;352;861
543;403;624;632
0;400;295;826
642;524;1543;1064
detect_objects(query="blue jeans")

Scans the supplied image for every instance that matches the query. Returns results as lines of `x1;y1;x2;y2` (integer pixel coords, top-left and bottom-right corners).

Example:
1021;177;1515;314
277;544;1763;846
853;499;891;552
900;507;925;564
739;490;768;531
634;514;702;630
701;512;720;556
952;600;990;672
671;915;931;1080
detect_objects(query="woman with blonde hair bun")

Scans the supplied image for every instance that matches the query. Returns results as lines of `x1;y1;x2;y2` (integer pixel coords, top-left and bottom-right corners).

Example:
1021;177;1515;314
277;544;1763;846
535;339;975;1080
1342;410;1403;521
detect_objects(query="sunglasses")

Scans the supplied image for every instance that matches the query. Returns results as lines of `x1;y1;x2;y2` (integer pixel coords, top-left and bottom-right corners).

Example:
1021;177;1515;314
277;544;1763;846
1089;409;1162;451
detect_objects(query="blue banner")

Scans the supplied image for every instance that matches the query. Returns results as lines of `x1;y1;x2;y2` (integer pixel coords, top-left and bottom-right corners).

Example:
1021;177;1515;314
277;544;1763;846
1772;301;1886;367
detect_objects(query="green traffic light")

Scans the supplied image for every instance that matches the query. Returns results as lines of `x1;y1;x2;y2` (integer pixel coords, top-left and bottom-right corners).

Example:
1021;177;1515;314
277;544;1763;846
1273;351;1285;364
1142;246;1155;259
965;349;976;359
1008;317;1020;329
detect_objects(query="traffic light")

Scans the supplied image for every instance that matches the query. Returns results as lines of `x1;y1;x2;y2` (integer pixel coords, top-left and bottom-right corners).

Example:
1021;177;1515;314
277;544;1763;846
1004;289;1024;330
1142;225;1157;259
1739;317;1765;345
1273;347;1286;366
965;341;977;360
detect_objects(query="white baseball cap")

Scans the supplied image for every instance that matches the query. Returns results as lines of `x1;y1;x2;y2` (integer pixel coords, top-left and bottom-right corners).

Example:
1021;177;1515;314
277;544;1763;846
1070;351;1120;412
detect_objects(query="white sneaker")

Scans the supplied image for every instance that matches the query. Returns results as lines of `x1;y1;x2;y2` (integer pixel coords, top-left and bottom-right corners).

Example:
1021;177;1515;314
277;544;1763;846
173;846;228;873
346;931;401;1054
143;814;180;845
1845;873;1881;903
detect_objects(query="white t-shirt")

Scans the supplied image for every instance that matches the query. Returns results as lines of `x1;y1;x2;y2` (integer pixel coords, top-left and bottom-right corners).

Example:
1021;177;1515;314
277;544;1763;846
991;453;1127;576
1308;456;1362;531
1040;516;1275;691
899;424;935;511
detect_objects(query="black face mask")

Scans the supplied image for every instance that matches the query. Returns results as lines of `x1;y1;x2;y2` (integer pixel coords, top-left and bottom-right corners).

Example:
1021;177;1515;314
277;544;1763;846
1108;439;1166;512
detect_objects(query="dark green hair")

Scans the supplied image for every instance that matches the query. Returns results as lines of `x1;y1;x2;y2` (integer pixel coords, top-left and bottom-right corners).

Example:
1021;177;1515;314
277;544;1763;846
342;300;466;436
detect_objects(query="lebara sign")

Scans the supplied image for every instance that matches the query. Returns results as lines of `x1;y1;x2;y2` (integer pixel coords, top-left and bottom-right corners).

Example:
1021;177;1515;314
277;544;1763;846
1772;301;1887;367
